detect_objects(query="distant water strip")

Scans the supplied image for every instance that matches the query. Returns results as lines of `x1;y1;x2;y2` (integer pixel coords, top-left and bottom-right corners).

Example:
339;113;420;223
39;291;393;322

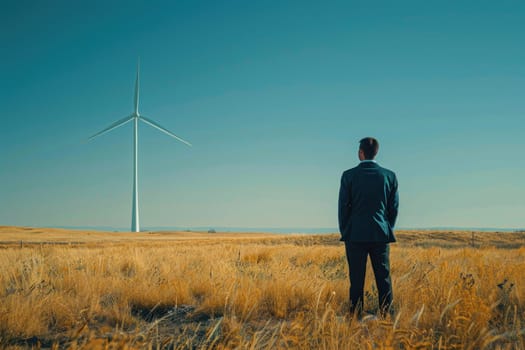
50;226;524;234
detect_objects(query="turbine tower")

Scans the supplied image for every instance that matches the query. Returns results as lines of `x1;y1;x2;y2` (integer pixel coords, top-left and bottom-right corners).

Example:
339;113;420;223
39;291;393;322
89;60;191;232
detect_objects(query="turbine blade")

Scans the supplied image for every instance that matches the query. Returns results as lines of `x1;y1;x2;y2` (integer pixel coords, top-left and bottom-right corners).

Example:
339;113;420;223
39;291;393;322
139;116;192;146
134;59;140;115
89;115;134;140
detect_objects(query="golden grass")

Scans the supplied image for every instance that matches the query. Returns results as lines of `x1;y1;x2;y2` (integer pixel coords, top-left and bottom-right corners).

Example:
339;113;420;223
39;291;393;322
0;226;524;349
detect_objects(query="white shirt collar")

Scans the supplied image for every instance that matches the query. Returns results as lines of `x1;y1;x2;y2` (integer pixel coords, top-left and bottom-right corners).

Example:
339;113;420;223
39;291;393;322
360;159;377;163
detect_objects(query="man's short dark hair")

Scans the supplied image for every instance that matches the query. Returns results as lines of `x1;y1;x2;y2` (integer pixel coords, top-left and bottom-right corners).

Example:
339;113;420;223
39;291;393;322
359;137;379;159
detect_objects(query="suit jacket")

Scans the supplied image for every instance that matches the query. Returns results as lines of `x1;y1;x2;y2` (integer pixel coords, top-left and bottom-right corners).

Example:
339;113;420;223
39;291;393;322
338;161;399;243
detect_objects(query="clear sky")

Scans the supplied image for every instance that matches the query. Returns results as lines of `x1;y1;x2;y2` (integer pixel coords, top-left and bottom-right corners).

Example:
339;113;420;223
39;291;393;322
1;1;524;230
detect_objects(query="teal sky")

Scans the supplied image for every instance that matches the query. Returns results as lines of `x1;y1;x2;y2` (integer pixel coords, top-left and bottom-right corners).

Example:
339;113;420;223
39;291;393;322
1;1;524;230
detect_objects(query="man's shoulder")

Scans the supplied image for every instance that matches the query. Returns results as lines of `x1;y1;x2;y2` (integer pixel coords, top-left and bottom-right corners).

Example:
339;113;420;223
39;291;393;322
378;165;397;179
342;166;360;177
378;165;396;174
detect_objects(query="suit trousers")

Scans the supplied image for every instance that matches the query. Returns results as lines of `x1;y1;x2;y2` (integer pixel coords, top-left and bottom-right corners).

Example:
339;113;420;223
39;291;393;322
344;242;393;315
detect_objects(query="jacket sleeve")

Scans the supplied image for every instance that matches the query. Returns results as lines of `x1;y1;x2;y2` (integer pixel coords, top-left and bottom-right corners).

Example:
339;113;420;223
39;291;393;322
387;175;399;228
338;173;351;238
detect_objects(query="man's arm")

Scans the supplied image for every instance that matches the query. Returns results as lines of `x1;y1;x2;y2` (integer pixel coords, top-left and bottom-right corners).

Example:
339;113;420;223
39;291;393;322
338;172;352;239
387;175;399;228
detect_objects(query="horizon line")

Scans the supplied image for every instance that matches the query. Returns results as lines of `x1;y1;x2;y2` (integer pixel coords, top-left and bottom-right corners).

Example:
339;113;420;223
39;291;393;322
3;224;524;233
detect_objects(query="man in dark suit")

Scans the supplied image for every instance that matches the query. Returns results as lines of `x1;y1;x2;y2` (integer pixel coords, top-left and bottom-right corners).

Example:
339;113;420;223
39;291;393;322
338;137;399;317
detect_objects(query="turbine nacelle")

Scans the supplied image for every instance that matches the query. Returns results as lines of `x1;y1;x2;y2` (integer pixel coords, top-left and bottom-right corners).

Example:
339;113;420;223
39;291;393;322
89;114;192;147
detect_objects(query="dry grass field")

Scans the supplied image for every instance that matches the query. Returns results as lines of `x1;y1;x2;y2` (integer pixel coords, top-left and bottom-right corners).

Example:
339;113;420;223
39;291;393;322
1;226;524;349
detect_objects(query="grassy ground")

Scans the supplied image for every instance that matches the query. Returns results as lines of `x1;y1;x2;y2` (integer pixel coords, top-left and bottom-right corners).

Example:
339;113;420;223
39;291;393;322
0;226;524;349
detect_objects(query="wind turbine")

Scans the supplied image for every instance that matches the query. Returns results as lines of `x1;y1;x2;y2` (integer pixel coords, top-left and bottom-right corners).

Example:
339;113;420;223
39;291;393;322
89;61;191;232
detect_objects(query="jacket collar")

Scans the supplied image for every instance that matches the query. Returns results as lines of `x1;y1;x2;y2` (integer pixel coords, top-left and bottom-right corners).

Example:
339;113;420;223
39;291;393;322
358;160;379;168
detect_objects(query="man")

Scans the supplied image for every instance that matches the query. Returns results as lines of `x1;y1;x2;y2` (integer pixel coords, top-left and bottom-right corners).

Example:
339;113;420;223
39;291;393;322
338;137;399;318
